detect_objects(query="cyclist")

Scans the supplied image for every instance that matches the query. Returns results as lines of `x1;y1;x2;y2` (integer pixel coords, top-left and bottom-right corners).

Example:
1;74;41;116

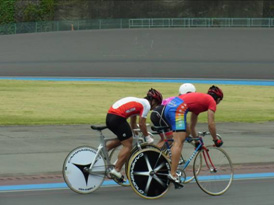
151;83;196;148
152;85;224;188
105;88;163;182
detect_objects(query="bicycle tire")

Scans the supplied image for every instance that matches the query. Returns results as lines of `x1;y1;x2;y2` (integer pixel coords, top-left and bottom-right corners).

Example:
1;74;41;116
63;146;106;194
193;146;234;196
127;148;171;200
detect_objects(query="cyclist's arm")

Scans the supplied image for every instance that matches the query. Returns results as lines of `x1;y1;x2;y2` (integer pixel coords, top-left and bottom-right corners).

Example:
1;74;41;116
207;109;218;141
138;117;149;137
130;116;138;135
186;124;191;136
190;112;198;137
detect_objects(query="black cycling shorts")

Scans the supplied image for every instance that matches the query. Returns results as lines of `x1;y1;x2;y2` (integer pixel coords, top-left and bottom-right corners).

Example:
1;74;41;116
150;105;171;132
106;113;132;141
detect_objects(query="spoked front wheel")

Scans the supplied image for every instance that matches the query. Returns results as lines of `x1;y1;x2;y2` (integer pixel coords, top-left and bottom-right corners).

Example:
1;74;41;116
127;148;171;200
193;146;234;196
63;146;106;194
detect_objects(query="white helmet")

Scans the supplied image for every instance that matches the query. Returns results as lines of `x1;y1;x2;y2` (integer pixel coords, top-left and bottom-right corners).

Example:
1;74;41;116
179;83;196;95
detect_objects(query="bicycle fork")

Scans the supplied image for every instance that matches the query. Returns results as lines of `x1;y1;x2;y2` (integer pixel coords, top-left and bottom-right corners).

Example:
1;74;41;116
86;145;104;174
202;148;217;173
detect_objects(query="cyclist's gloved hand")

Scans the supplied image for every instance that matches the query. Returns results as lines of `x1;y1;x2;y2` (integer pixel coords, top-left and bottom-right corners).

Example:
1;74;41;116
213;139;223;147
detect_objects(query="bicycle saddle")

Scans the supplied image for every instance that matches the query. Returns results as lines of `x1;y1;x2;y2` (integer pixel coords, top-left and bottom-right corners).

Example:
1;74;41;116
151;125;170;132
90;125;108;131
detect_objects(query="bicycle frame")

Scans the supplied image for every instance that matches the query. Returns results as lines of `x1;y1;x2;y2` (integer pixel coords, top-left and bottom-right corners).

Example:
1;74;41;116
87;127;149;173
152;128;218;177
132;130;145;150
181;137;203;170
182;135;220;175
89;124;154;175
88;129;117;174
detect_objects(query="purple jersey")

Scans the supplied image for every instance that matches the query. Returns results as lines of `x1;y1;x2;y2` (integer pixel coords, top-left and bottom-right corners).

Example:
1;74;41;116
162;97;176;106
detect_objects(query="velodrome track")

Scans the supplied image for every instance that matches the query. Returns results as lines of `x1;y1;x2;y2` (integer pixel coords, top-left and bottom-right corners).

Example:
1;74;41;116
0;28;274;79
0;28;274;205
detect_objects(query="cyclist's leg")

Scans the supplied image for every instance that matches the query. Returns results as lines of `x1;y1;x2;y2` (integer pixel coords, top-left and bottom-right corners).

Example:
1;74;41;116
106;113;133;173
170;131;186;177
106;138;121;152
164;97;188;182
114;137;133;172
156;131;173;148
156;133;165;148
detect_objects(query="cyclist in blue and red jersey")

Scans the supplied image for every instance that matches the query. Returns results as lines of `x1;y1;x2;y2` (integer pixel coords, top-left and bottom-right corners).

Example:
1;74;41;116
151;83;196;148
151;85;223;188
106;88;163;182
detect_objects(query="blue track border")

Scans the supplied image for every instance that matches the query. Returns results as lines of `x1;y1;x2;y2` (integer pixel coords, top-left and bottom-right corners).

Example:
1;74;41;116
1;172;274;192
0;77;274;86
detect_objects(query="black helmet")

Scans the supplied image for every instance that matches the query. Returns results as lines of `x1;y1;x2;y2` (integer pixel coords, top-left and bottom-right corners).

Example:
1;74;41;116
146;88;163;105
207;85;224;101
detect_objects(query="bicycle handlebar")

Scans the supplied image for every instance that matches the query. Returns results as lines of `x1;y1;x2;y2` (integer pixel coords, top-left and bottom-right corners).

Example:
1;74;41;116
198;131;210;136
133;123;151;132
196;132;222;141
149;128;220;138
133;128;141;132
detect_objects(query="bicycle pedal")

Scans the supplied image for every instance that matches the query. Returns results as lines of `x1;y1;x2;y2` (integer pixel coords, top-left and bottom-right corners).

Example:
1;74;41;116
178;159;185;165
110;173;126;183
106;173;112;179
117;176;126;183
176;170;182;177
174;182;184;190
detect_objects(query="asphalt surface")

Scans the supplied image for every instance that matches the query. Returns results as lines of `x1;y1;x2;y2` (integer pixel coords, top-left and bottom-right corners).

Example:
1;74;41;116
0;122;273;179
0;28;274;79
1;179;274;205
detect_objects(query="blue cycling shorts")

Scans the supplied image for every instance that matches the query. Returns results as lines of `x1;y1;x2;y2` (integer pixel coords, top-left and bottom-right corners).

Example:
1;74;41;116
164;97;188;132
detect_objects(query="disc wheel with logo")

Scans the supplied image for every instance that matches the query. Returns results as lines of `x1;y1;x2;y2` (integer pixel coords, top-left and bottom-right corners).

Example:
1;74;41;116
127;148;171;199
110;143;160;187
63;146;106;194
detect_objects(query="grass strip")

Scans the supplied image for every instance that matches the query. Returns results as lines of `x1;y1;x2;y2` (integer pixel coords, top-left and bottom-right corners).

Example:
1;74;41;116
0;80;273;125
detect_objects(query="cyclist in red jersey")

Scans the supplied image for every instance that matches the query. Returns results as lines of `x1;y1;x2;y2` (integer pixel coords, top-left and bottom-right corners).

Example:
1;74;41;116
152;85;223;188
105;88;163;182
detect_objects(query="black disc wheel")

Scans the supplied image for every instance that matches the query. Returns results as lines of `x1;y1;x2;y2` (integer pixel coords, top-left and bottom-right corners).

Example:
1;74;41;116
127;148;171;199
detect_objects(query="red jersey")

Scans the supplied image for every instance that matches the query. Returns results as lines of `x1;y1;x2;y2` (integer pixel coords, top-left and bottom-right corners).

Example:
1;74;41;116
108;97;151;119
178;93;216;115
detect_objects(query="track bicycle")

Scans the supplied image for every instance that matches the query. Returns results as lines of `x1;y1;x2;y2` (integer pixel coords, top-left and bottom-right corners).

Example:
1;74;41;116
63;125;128;194
127;126;234;199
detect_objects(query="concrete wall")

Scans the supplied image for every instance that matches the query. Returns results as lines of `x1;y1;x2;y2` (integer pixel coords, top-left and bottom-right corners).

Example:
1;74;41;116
0;28;273;79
